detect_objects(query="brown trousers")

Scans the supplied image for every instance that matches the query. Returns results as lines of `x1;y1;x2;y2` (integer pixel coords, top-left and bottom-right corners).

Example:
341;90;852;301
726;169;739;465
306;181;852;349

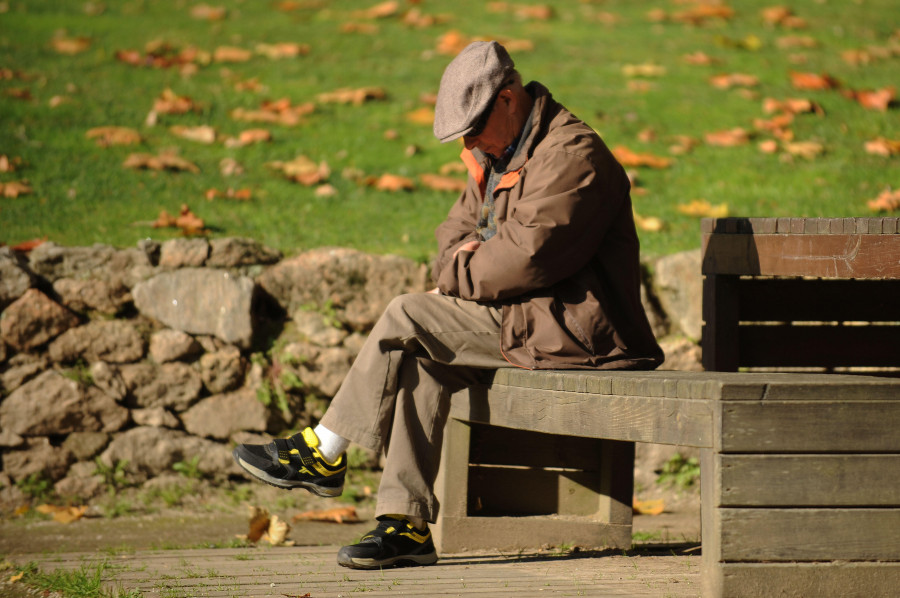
320;292;508;522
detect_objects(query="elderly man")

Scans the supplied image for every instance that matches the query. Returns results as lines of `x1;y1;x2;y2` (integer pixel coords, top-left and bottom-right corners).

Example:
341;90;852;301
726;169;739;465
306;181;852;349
233;41;663;570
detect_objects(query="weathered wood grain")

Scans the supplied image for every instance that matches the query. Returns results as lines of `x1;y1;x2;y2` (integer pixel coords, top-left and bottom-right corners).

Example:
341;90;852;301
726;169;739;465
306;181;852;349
719;562;900;598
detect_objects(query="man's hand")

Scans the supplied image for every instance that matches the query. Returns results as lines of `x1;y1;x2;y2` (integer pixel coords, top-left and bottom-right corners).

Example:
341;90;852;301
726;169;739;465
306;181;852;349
452;240;482;258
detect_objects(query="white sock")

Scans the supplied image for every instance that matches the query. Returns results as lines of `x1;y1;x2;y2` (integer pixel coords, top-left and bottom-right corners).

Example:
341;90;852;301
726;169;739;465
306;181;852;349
313;424;350;464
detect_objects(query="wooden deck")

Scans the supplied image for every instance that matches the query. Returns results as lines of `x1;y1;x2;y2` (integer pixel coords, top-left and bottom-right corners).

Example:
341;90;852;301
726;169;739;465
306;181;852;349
10;544;701;597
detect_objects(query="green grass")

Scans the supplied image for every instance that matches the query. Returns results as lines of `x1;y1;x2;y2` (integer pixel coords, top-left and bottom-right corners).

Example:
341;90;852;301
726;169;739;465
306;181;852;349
1;0;897;261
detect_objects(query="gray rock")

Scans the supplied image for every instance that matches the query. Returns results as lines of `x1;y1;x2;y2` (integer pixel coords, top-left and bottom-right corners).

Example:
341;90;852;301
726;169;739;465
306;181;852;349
0;428;24;448
131;407;181;428
207;237;282;267
342;332;368;361
0;288;80;351
258;247;429;331
55;461;105;499
652;249;703;342
0;370;129;436
199;346;245;394
52;277;131;315
99;426;239;482
149;329;202;363
62;431;110;461
1;353;50;393
181;388;267;439
90;361;127;400
3;437;73;482
120;361;202;411
132;268;256;348
299;346;353;397
292;309;349;347
26;242;150;283
658;337;703;372
48;319;145;364
159;238;210;269
0;246;34;310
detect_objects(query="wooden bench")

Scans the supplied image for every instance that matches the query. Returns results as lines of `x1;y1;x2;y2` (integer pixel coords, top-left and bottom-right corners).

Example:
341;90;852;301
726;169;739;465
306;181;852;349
433;217;900;597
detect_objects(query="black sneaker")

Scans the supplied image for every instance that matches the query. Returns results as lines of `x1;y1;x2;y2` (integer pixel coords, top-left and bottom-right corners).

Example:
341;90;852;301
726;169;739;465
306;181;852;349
337;516;438;569
232;427;346;497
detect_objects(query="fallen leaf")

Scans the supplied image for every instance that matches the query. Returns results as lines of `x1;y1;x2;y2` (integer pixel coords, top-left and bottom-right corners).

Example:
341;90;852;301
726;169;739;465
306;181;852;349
263;514;293;546
783;140;824;159
402;8;450;28
632;497;665;515
10;238;46;252
867;188;900;212
0;181;32;198
633;210;664;232
220;158;244;176
205;187;252;201
367;173;415;191
0;154;20;172
170;125;217;144
35;504;87;524
315;184;337;197
760;6;806;28
354;1;400;19
152;88;196;115
316;86;386;105
753;113;794;134
789;71;840;91
13;504;30;516
709;73;759;89
191;4;227;20
231;99;314;126
52;36;91;54
843;87;896;111
762;97;823;115
406;106;435;125
8;571;24;583
864;137;900;156
668;135;699;156
673;4;734;25
436;30;471;55
256;42;310;59
224;128;272;147
777;35;817;49
4;88;32;101
487;2;554;21
292;506;361;524
340;22;380;34
123;152;200;173
715;34;762;51
758;139;779;153
622;63;666;77
419;173;466;193
245;505;270;543
682;51;718;65
612;146;672;169
214;46;252;63
678;199;729;218
439;162;467;176
174;204;206;234
268;155;330;185
704;127;751;147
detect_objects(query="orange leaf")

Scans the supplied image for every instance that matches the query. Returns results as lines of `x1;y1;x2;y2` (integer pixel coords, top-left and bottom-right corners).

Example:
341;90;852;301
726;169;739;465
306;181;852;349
268;155;330;186
0;154;21;172
678;199;729;218
844;87;896;111
406;106;435;126
612;146;672;169
673;5;734;25
170;125;217;144
0;181;32;198
789;71;840;91
123;152;200;173
762;97;823;115
357;1;400;19
436;30;472;55
292;506;361;524
175;204;206;233
51;36;91;55
682;51;718;66
419;173;466;193
864;137;900;157
783;140;824;159
191;4;227;20
255;42;310;59
632;497;665;515
85;126;142;146
245;506;270;543
231;99;314;126
340;22;380;34
214;46;252;63
152;88;196;114
316;87;386;105
709;72;759;89
633;209;664;232
11;238;47;252
369;173;415;191
205;187;252;201
35;504;87;524
867;188;900;212
704;128;751;147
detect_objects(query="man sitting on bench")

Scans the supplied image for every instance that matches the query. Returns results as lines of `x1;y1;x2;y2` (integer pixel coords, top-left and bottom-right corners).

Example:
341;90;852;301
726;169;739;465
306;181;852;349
233;40;664;570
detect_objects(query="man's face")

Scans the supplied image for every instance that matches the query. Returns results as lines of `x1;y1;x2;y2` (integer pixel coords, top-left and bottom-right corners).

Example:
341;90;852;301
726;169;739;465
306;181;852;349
463;89;516;159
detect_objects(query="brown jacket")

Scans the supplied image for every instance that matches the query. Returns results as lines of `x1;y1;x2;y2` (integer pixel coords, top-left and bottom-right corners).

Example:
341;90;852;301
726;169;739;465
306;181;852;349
433;82;664;370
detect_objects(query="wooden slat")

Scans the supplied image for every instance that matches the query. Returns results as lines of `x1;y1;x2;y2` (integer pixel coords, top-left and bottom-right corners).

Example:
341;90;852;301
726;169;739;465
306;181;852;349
738;324;900;368
702;233;900;278
719;454;900;507
719;562;900;598
435;515;631;553
720;401;900;452
450;385;715;448
719;508;900;561
737;278;900;321
702;274;740;371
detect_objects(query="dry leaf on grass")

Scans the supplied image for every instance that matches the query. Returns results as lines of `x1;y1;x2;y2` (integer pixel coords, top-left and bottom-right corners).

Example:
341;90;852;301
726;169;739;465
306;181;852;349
762;97;823;115
419;173;466;193
709;73;759;89
124;152;200;173
205;187;252;201
487;2;554;21
316;87;386;105
353;0;400;19
214;46;252;63
268;155;330;186
224;128;272;148
789;71;840;91
0;154;23;172
256;42;310;59
0;181;32;198
151;204;206;234
292;506;361;524
170;125;217;144
35;504;87;524
340;22;380;34
622;63;666;78
406;106;435;125
231;99;315;126
673;5;734;25
10;238;46;252
682;51;718;66
85;126;142;146
704;128;751;147
864;137;900;156
632;497;665;515
240;506;295;546
867;188;900;212
678;199;729;218
668;135;699;155
783;140;824;159
366;173;415;191
51;36;91;54
152;88;197;114
633;210;664;232
842;87;896;111
191;4;227;20
612;146;672;169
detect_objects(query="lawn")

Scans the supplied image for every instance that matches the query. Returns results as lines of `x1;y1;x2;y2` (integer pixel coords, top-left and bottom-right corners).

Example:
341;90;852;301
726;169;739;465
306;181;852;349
1;0;897;262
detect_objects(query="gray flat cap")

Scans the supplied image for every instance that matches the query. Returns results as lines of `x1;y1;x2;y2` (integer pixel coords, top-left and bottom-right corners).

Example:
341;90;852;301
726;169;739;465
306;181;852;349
433;41;515;143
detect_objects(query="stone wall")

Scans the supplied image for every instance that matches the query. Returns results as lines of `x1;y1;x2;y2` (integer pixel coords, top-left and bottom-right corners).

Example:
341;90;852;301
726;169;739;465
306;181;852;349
0;238;700;509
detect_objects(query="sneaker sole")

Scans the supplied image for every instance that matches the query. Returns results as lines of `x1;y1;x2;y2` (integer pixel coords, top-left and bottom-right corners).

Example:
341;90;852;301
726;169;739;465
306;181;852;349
337;551;438;570
233;455;343;498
